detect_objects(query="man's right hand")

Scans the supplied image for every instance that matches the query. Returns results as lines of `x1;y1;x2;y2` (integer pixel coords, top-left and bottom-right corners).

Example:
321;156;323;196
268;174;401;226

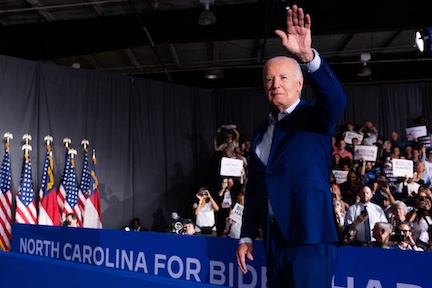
236;243;254;274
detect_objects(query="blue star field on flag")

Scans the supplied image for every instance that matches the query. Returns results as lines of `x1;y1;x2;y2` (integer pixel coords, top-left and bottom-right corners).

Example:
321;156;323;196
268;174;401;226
80;150;91;198
65;157;79;208
18;158;34;207
0;150;11;194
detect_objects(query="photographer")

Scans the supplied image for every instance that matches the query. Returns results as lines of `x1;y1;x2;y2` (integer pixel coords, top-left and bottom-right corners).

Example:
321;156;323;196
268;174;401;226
406;192;432;250
169;212;195;235
389;222;423;251
184;223;196;235
193;187;218;236
63;213;79;227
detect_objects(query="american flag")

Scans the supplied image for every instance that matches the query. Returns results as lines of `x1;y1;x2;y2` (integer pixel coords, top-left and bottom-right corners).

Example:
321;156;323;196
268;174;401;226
38;147;60;226
58;146;69;219
83;150;102;228
15;153;37;224
62;153;82;226
0;144;12;251
77;148;88;222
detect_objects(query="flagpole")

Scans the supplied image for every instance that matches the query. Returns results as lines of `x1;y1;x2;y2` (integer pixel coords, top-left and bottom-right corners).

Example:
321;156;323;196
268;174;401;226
16;134;37;225
0;132;13;251
58;138;72;221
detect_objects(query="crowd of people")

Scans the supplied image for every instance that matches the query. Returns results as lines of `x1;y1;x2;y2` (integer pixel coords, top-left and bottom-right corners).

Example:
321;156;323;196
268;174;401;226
186;116;432;253
331;118;432;251
191;125;250;238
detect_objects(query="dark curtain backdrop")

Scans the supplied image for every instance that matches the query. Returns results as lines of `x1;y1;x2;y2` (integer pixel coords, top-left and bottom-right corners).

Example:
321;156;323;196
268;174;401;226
0;54;431;231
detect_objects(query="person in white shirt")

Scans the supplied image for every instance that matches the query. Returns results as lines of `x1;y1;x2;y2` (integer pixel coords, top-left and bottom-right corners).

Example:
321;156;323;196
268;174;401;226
345;185;388;244
358;120;378;146
396;174;420;203
223;191;245;239
193;187;219;235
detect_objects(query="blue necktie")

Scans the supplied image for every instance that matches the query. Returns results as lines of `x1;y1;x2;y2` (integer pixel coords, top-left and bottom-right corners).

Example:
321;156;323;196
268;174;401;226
363;206;371;242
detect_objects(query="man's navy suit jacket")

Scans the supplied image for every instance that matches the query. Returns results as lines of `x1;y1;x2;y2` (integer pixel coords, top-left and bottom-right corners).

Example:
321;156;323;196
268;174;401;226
242;57;346;246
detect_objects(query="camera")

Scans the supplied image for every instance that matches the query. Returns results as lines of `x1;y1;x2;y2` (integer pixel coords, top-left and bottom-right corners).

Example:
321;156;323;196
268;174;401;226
389;234;405;242
62;220;71;227
169;212;193;234
170;218;193;234
198;191;209;196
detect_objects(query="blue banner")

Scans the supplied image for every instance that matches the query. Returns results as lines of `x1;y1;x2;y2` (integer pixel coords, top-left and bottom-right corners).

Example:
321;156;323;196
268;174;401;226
11;224;432;287
12;224;266;287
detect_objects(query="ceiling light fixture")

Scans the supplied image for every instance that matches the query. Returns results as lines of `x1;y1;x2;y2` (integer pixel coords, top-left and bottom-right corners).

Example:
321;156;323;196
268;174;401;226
415;27;432;53
204;68;224;80
357;52;371;77
198;0;216;26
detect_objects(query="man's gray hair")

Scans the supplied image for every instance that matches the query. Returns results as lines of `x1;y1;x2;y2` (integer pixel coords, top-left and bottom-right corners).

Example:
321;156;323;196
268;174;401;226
374;222;393;234
263;56;303;81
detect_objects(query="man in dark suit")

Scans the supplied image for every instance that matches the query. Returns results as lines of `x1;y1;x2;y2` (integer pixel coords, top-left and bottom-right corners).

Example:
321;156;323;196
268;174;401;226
130;217;148;232
236;5;346;288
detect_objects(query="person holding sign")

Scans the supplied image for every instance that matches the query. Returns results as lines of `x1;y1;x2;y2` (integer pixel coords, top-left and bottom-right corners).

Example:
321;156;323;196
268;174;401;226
358;120;378;146
223;191;246;239
216;177;243;237
235;4;346;288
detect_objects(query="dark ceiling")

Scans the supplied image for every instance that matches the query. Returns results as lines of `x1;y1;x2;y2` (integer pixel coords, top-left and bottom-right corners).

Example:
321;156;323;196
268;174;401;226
0;0;431;89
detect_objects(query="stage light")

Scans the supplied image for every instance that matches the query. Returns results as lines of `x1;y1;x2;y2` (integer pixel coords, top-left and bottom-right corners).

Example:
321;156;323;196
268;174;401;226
198;0;216;26
204;68;224;80
357;53;371;77
415;27;432;53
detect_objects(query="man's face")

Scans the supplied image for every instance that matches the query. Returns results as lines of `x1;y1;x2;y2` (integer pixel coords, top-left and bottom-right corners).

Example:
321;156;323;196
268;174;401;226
396;224;411;243
184;223;195;235
338;140;346;149
66;215;78;227
263;58;303;113
133;220;140;229
359;187;372;203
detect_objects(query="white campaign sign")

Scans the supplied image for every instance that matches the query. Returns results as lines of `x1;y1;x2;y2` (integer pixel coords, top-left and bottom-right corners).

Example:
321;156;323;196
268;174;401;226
220;157;244;177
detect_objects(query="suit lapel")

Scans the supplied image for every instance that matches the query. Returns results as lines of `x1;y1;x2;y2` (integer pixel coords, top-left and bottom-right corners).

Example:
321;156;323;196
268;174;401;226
267;100;307;167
